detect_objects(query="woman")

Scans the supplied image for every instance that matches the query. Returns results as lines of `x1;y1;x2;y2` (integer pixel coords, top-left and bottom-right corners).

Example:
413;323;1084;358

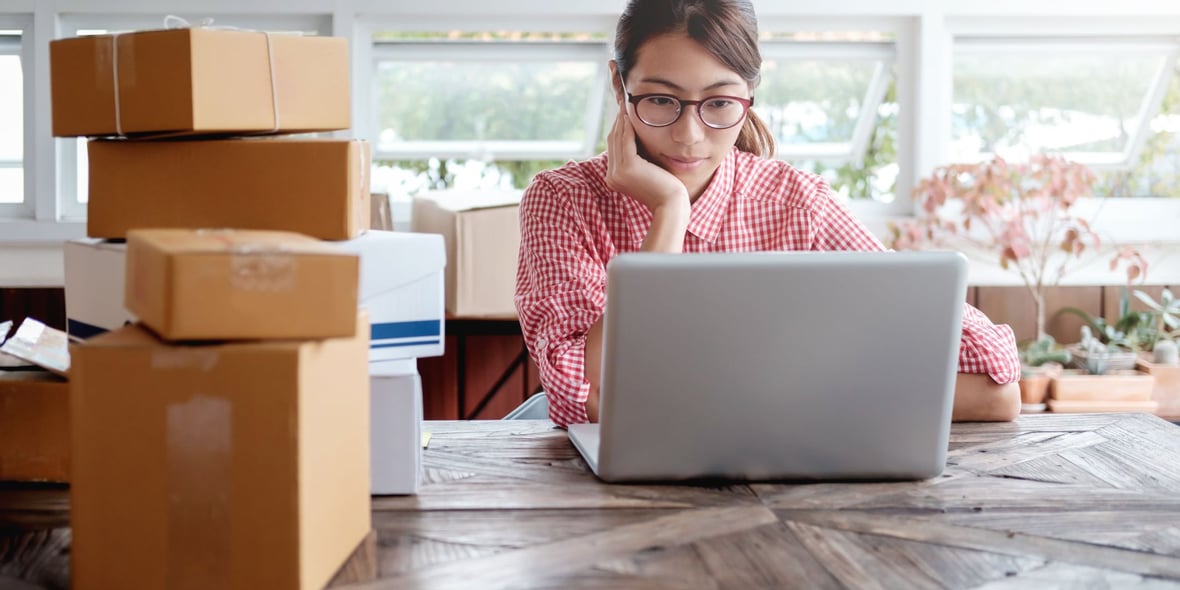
514;0;1022;427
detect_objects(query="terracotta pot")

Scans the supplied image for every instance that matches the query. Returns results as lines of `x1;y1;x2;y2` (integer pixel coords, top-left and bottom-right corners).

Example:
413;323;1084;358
1019;374;1051;405
1137;354;1180;420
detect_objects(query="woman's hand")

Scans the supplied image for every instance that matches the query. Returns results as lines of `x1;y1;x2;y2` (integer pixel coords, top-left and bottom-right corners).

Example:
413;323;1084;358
605;103;689;214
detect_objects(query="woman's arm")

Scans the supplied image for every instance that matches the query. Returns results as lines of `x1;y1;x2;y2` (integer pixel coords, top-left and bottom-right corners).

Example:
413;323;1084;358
952;373;1022;422
584;202;690;422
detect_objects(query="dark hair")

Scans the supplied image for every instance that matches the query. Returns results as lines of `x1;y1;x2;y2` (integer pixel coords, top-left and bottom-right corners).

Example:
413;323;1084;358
614;0;775;158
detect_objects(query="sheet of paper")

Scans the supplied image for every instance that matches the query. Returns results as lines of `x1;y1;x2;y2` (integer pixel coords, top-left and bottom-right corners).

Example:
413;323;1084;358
0;318;70;376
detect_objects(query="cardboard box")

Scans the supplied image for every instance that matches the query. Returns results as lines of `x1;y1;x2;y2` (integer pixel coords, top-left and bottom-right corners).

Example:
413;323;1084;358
51;29;349;137
370;359;422;495
64;239;136;340
411;190;522;317
87;138;370;240
370;193;393;231
337;230;445;361
69;314;371;590
0;371;70;483
126;229;359;341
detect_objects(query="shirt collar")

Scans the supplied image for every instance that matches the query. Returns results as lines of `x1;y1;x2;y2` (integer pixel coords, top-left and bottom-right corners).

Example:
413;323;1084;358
685;148;737;243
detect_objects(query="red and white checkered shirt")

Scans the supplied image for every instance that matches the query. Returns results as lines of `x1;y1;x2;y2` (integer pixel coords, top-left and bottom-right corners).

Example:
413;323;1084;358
515;147;1021;427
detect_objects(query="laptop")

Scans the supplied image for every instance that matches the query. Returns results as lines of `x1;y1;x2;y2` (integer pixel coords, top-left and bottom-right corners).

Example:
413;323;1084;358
568;251;968;483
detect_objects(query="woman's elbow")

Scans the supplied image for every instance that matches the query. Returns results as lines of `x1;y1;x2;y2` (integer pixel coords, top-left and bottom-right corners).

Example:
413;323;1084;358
989;381;1022;422
952;375;1022;422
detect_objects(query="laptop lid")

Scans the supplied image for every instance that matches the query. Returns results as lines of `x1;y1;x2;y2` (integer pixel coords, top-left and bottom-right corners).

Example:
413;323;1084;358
593;251;968;483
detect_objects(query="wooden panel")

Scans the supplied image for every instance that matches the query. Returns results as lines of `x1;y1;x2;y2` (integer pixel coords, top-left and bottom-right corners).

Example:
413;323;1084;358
1102;285;1170;324
1045;287;1104;346
976;286;1103;345
418;326;542;421
418;335;460;421
0;288;66;333
465;334;532;420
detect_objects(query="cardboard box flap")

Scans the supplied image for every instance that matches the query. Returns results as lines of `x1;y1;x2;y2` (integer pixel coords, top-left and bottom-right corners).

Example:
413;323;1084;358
415;189;523;213
338;231;445;300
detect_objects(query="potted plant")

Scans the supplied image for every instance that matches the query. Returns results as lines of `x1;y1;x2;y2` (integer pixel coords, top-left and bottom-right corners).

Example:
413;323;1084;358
1130;288;1180;418
889;154;1148;412
1048;289;1157;412
1017;337;1067;410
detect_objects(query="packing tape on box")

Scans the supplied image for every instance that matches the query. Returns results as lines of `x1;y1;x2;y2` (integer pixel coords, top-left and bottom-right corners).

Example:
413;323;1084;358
166;394;232;589
230;252;296;292
192;229;299;292
108;16;283;136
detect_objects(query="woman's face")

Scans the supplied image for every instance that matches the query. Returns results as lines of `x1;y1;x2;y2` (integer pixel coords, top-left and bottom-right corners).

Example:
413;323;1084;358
614;33;751;199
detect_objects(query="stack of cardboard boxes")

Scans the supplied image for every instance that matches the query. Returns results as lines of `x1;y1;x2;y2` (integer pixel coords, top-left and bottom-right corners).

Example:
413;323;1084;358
37;24;445;589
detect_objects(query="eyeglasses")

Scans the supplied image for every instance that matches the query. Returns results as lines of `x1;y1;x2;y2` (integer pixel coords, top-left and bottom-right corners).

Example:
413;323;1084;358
621;80;753;129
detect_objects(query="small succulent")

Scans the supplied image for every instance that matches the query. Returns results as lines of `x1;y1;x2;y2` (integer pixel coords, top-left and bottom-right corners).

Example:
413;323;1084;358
1019;335;1071;369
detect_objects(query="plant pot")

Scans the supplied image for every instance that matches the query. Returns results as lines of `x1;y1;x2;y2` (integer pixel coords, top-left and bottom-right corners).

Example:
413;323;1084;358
1050;368;1155;402
1019;374;1051;406
1137;354;1180;420
1067;345;1139;374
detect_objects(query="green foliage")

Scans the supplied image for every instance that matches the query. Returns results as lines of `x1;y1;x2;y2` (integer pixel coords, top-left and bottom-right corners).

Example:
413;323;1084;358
1097;65;1180;198
1054;287;1176;353
1019;335;1071;369
810;81;898;201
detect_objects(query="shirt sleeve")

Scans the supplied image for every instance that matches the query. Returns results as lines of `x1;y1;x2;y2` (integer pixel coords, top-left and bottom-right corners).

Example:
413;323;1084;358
808;185;1021;384
514;174;607;427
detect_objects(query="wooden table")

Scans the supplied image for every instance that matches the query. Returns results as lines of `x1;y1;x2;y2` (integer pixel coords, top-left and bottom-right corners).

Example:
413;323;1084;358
4;413;1180;589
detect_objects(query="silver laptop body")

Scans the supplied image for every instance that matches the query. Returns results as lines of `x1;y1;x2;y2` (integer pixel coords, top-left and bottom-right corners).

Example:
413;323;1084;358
568;251;968;483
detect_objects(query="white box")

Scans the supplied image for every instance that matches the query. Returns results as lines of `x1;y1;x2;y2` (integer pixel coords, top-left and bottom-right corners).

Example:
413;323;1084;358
338;230;446;361
370;359;422;495
63;239;135;340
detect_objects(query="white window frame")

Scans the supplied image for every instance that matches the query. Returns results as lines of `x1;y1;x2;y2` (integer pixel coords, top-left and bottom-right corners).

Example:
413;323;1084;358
370;39;610;162
952;37;1179;170
55;14;332;222
944;14;1180;244
757;40;895;165
0;16;30;220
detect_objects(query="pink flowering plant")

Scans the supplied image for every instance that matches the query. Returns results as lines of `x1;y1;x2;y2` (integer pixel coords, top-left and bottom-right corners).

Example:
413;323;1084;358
890;154;1148;344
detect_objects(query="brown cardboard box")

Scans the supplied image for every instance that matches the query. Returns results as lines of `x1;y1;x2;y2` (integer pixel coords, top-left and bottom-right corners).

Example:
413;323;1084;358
51;29;349;137
126;229;359;341
370;193;393;231
88;138;370;240
69;313;371;590
0;371;69;483
411;191;521;317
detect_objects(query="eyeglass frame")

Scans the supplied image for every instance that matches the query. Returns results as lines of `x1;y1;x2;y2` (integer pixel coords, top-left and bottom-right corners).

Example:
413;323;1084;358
620;78;754;130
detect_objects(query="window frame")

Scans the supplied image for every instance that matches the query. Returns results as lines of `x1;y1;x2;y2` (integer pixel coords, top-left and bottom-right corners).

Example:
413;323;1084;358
370;39;611;162
757;40;895;165
951;37;1180;170
943;15;1180;243
0;16;30;219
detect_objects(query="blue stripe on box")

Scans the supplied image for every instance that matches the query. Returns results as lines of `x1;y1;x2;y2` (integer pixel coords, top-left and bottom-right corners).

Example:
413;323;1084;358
371;320;441;341
68;319;109;340
372;339;442;349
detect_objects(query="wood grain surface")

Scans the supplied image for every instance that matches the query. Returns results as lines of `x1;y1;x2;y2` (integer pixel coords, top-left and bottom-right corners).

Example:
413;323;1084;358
2;414;1179;589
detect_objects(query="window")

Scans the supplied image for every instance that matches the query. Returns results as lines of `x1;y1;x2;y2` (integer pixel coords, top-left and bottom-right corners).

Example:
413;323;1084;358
952;38;1178;191
57;15;331;219
1097;62;1180;198
370;31;610;200
0;27;24;213
755;35;898;203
